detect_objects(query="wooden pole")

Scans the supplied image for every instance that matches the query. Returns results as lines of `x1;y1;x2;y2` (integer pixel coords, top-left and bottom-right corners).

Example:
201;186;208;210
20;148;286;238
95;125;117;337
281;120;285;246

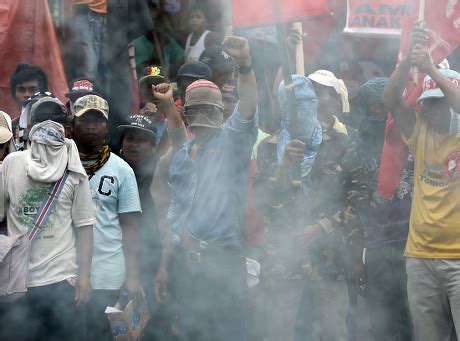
413;0;426;84
276;24;300;139
222;0;233;36
293;22;305;75
274;0;299;139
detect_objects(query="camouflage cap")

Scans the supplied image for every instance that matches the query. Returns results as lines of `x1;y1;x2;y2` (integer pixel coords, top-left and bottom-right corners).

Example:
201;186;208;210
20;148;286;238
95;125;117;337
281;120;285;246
73;94;109;120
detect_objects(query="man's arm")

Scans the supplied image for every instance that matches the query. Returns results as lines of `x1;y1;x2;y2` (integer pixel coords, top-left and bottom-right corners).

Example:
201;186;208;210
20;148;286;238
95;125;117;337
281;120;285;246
120;212;141;299
154;225;173;304
151;152;173;239
75;225;93;306
412;45;460;113
276;140;305;191
382;22;428;138
153;83;188;148
223;36;258;119
382;58;416;138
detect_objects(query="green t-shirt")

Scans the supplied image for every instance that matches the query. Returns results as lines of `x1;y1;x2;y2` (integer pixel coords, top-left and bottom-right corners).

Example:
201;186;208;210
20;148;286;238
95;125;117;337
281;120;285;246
133;35;184;75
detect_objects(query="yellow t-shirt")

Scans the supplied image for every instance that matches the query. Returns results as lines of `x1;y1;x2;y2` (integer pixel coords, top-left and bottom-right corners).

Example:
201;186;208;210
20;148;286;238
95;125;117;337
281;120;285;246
403;113;460;258
74;0;107;14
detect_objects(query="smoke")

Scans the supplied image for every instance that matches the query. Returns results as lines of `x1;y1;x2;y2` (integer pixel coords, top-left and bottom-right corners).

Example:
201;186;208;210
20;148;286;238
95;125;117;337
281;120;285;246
4;1;460;340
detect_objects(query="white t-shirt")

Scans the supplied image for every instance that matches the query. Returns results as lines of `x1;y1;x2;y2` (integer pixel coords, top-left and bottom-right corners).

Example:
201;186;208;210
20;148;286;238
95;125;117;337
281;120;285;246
185;30;210;63
88;153;141;290
3;151;96;287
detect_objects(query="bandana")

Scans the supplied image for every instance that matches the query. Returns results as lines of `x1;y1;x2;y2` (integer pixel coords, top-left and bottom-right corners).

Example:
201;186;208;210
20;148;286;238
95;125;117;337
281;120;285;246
79;145;111;176
354;77;389;168
187;112;223;129
26;120;86;182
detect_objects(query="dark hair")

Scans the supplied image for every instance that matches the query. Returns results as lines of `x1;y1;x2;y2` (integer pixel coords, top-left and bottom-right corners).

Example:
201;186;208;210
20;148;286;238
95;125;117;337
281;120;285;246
10;63;48;99
188;5;209;22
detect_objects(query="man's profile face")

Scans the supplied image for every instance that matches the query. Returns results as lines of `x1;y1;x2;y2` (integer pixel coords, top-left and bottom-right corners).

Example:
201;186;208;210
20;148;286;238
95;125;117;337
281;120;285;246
15;80;39;107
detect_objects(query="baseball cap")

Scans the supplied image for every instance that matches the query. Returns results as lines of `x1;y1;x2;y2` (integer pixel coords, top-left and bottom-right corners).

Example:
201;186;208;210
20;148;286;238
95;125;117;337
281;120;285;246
199;46;235;74
65;78;102;101
73;95;109;119
417;69;460;103
118;115;157;144
177;61;213;80
185;80;224;110
139;66;166;85
0;111;13;144
29;96;67;124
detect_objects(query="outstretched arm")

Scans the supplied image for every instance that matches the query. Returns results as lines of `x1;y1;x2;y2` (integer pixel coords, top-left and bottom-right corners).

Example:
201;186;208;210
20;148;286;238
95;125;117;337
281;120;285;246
223;36;258;119
383;22;428;138
412;45;460;114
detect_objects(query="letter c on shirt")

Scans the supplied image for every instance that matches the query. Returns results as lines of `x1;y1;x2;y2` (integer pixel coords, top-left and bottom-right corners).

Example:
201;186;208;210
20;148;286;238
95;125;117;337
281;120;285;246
98;176;115;196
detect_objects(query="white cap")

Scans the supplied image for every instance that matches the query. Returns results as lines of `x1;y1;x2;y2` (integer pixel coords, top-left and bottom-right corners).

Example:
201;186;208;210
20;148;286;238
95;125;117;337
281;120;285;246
308;70;340;94
0;111;13;144
308;70;350;113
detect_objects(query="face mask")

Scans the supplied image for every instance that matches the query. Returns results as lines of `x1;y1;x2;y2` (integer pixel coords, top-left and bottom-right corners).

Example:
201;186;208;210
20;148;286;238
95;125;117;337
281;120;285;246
185;107;223;129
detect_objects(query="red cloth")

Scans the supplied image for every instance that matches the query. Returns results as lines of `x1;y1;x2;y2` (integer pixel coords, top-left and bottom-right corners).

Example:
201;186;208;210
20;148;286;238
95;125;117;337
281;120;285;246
231;0;330;29
0;0;68;118
378;0;460;198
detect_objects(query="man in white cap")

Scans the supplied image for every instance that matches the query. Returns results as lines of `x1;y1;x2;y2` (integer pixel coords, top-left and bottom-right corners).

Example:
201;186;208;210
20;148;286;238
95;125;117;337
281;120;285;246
0;110;15;236
383;22;460;340
0;111;15;163
275;69;361;341
0;95;95;340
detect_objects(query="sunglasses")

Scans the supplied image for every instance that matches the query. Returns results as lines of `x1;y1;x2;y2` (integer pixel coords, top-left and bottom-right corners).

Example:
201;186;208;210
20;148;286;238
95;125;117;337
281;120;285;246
32;111;67;124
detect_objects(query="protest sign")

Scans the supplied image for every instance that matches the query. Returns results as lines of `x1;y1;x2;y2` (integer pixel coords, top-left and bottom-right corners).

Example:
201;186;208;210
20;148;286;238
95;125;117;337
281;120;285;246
344;0;412;36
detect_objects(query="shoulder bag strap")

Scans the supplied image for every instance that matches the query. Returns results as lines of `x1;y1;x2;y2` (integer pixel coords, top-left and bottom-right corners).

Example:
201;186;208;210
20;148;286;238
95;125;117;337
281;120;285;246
27;170;70;241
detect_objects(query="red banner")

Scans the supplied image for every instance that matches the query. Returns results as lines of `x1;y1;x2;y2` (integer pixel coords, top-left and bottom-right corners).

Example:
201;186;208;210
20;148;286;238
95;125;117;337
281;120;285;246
231;0;329;29
0;0;68;118
399;0;460;105
344;0;413;36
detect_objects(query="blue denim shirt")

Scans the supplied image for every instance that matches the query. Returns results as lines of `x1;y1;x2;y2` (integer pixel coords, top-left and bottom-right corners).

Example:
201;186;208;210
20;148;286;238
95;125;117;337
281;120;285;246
167;103;258;249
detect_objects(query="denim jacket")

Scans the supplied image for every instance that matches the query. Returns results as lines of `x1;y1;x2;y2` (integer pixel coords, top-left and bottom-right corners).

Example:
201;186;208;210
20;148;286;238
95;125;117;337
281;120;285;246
167;103;258;249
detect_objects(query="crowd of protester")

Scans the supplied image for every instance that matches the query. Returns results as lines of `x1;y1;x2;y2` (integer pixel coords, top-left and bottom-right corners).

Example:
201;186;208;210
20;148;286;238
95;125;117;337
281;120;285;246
1;1;460;341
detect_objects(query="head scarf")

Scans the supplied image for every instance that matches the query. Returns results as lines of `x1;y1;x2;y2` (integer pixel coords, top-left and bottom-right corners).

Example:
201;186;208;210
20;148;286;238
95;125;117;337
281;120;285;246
277;75;322;193
354;77;389;168
26;120;86;182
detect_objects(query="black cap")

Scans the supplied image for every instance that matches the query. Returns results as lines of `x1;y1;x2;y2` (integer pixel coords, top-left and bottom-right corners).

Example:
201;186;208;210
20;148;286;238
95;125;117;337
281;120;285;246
65;77;102;102
139;66;167;85
199;46;235;74
118;115;157;144
177;61;213;80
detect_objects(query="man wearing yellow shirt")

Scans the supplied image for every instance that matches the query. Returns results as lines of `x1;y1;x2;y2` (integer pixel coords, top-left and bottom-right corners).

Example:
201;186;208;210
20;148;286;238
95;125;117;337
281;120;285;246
383;21;460;341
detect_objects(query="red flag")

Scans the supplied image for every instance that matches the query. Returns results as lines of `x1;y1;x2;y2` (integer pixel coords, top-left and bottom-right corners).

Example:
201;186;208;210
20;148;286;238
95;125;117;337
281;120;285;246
231;0;330;28
0;0;68;118
378;0;460;198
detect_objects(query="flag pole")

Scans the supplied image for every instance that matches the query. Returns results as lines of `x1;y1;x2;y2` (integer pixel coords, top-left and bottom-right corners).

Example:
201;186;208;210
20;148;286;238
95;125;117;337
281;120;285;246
274;0;299;139
293;22;305;75
413;0;426;84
